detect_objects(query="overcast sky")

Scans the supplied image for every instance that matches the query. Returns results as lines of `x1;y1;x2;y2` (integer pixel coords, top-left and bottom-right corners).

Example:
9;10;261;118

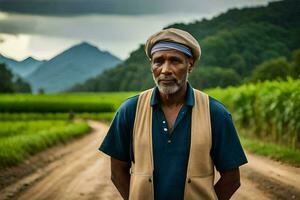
0;0;274;61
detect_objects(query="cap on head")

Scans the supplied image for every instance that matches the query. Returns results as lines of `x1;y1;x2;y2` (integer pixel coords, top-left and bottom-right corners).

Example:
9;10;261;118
145;28;201;62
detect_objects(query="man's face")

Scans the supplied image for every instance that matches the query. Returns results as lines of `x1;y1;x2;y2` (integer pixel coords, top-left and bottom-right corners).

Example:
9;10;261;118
151;49;193;95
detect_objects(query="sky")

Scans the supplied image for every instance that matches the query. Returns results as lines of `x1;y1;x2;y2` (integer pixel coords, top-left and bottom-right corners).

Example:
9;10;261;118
0;0;274;61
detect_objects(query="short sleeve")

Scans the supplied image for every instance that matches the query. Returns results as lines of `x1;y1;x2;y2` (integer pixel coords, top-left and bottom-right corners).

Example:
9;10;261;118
99;96;138;162
209;97;248;172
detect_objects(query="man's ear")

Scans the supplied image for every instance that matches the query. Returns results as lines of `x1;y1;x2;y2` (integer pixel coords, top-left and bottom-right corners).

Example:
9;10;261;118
187;58;194;73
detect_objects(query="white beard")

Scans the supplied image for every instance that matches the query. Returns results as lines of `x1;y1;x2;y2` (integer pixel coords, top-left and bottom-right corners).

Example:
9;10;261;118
153;72;189;95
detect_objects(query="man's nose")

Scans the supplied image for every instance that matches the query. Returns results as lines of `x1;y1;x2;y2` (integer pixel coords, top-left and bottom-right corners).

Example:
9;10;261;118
161;61;172;74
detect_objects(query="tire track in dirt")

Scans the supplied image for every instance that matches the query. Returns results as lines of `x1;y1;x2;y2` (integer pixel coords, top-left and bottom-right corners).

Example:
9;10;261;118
236;154;300;200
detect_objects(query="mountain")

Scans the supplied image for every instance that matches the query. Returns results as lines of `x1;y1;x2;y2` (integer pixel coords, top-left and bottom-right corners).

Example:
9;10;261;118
26;42;122;93
0;54;43;77
69;0;300;92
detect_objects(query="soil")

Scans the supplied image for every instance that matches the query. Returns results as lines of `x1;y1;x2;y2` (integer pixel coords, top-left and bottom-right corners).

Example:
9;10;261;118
0;121;299;200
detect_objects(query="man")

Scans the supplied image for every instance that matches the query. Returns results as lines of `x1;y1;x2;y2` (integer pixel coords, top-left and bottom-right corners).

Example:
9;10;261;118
99;28;247;200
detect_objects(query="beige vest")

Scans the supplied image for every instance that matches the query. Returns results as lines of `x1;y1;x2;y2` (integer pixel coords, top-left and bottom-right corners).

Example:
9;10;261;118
129;88;217;200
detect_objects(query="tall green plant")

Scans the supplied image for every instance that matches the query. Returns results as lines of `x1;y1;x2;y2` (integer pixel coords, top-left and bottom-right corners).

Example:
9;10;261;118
208;78;300;149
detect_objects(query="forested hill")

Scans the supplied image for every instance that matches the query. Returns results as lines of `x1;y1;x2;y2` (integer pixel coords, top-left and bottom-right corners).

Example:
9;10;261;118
69;0;300;92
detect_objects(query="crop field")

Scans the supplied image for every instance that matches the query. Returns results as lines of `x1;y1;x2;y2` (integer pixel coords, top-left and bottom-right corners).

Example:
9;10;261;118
0;120;90;168
0;92;137;113
1;79;299;169
208;78;300;149
0;112;116;122
0;92;136;169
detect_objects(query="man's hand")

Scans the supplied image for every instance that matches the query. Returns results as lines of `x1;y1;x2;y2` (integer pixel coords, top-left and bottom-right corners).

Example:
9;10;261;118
111;157;131;200
214;168;241;200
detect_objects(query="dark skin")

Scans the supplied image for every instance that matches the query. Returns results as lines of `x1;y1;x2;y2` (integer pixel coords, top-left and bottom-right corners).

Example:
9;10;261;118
111;50;241;200
151;50;193;131
111;158;130;200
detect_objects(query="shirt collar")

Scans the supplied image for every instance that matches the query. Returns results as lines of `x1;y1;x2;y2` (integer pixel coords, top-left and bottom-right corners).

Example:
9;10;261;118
150;82;195;107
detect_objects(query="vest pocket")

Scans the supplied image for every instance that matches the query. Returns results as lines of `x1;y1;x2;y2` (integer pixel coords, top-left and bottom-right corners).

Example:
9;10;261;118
129;173;154;200
184;174;217;200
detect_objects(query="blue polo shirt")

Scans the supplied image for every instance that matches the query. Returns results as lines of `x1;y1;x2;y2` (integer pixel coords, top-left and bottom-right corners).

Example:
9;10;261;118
99;83;247;200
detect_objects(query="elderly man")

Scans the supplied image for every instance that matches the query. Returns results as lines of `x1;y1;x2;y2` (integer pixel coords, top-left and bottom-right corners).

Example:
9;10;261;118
99;28;247;200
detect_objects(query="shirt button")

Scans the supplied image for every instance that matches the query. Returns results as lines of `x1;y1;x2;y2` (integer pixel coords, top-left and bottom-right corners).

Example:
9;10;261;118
163;121;166;124
168;140;171;143
164;128;168;132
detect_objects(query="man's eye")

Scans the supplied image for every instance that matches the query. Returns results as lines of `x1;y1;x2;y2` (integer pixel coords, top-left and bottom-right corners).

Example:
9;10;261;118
172;59;181;64
154;60;162;65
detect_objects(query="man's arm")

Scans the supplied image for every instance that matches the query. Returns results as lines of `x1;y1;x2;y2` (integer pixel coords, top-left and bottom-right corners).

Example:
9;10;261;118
214;168;241;200
111;157;131;200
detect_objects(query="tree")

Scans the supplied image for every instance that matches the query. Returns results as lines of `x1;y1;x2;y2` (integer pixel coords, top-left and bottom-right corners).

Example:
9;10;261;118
251;57;291;82
14;77;32;93
38;88;45;94
189;66;241;89
228;53;247;75
0;63;15;93
291;49;300;79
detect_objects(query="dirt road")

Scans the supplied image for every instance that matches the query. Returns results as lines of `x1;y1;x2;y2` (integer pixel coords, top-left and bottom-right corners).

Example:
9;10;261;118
1;121;300;200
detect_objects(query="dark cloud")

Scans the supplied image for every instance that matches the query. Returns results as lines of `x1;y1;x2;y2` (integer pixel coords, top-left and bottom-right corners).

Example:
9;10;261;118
0;0;274;16
0;15;38;35
0;0;178;15
0;0;275;60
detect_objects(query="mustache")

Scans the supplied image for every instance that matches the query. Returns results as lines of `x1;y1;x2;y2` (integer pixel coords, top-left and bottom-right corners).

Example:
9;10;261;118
157;75;177;81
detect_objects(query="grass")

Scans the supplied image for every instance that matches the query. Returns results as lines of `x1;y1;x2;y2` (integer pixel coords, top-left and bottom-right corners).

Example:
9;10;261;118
0;92;137;113
240;136;300;166
0;112;116;122
0;110;116;169
1;87;299;169
0;92;132;169
0;94;120;169
77;112;115;122
0;120;91;169
207;78;300;149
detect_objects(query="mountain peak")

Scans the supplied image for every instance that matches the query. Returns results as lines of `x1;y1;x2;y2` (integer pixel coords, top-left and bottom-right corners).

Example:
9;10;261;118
65;41;103;54
22;56;35;62
27;41;122;93
75;41;97;49
21;56;44;65
62;41;119;59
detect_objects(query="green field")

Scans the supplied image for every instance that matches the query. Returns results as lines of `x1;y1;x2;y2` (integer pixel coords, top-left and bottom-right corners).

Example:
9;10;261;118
0;120;90;168
208;78;300;149
240;136;300;166
0;79;299;169
0;92;137;113
0;112;115;122
0;92;136;169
